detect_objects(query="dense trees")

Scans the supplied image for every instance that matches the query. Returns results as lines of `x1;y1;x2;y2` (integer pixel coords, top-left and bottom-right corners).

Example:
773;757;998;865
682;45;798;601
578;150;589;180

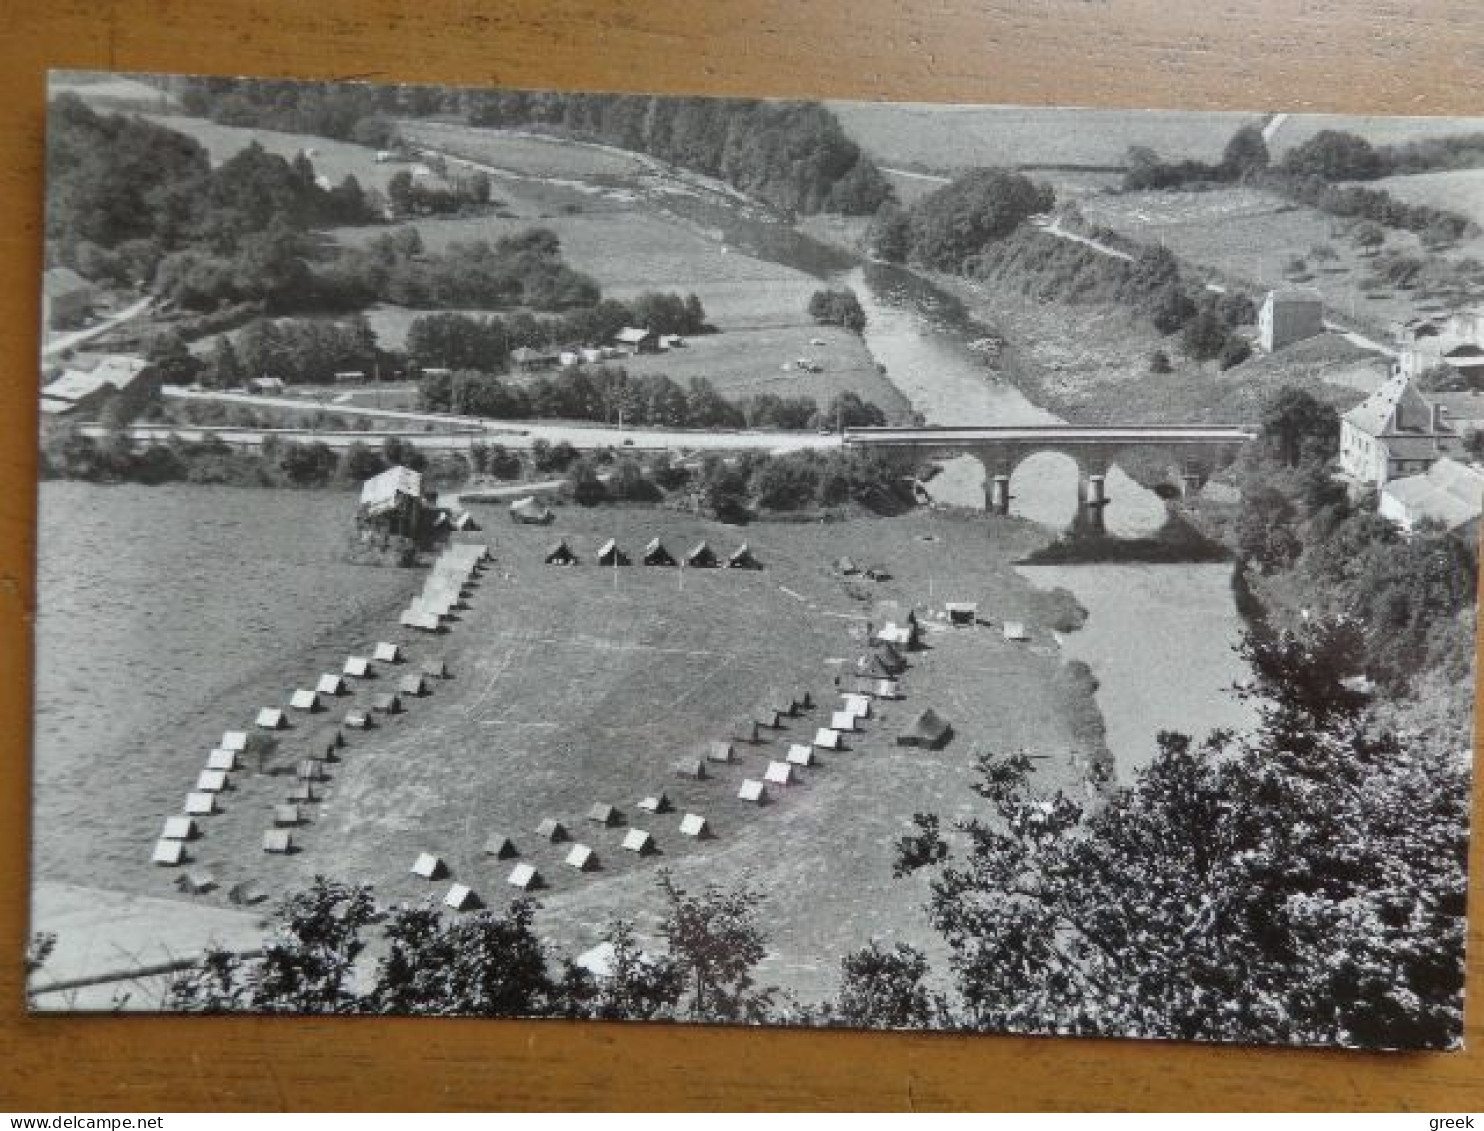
1280;129;1385;181
902;170;1055;271
807;287;866;332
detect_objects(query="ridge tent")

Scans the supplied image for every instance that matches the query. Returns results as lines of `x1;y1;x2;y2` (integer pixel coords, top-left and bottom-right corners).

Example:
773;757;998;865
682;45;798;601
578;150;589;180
637;793;671;814
399;609;441;632
161;816;197;841
679;813;710;838
897;708;953;750
507;863;542;890
786;744;814;767
536;818;567;842
587;803;621;827
444;884;481;911
1003;621;1030;642
343;656;371;678
484;835;518;859
273;804;302;827
421;658;448;679
256;707;287;730
221;731;248;753
289;782;321;803
297;759;326;782
737;779;765;804
621;829;655;854
813;728;843;750
398;673;428;697
685;541;718;568
373;642;401;663
316;674;347;696
372;692;402;714
344;709;371;729
184;792;216;816
855;654;895;681
727;543;761;570
289;689;320;712
843;693;873;717
263;829;294;854
764;761;793;786
674;757;706;780
151;839;185;866
707;740;736;764
206;749;238;772
510;496;554;524
176;869;216;895
544;540;578;566
596;539;629;566
565;843;598;871
874;679;902;700
410;852;446;880
196;769;229;793
830;711;859;732
731;719;759;744
755;708;782;729
642;538;676;566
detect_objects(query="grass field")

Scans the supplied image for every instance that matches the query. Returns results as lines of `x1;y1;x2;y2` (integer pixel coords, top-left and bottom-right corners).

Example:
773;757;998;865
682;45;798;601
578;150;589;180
1079;185;1484;335
830;102;1254;172
34;493;1100;1003
396;121;653;180
1268;113;1484;157
1371;168;1484;229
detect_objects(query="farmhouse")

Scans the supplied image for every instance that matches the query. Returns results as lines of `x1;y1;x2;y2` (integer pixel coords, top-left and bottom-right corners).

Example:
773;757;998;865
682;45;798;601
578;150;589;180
1258;288;1325;353
612;326;659;355
358;465;428;539
1378;457;1484;536
1397;308;1484;384
43;266;96;330
41;354;153;417
1339;372;1459;486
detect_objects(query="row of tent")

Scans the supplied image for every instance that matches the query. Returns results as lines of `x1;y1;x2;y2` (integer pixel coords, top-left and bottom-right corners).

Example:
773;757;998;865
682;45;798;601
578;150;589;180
545;538;760;570
401;542;491;632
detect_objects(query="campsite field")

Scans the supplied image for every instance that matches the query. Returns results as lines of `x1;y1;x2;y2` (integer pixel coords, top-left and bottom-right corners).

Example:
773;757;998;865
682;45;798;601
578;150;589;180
31;485;1101;1003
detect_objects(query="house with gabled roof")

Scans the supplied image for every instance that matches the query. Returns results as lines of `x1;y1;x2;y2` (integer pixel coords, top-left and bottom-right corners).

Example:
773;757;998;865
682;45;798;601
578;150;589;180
1339;372;1459;486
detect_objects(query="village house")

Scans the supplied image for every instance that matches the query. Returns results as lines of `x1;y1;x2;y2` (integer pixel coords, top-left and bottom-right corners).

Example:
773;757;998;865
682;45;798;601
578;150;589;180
1258;288;1325;353
358;465;429;539
1396;308;1484;386
612;326;659;356
1339;371;1460;487
247;376;287;395
40;354;153;417
510;346;560;372
42;267;97;331
1379;457;1484;537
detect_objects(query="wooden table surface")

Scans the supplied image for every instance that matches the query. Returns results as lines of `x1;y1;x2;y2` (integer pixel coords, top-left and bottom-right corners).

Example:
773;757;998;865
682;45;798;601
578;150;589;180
4;0;1484;1111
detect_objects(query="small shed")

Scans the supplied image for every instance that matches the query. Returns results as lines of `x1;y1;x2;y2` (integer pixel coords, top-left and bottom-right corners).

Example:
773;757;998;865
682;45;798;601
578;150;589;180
373;642;401;663
946;602;978;626
410;852;446;880
263;829;294;854
679;813;710;838
737;779;766;804
1003;621;1029;642
152;838;185;866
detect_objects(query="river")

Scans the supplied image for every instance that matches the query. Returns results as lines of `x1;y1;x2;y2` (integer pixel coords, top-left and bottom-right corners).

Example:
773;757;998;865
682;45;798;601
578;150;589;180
844;261;1256;780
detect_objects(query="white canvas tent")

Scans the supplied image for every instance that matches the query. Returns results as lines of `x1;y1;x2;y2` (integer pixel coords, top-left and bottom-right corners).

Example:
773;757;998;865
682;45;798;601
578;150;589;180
398;673;428;697
737;779;765;803
206;749;238;771
221;731;248;753
444;884;481;911
161;816;197;841
256;707;286;730
421;658;449;679
813;728;842;750
344;709;370;729
289;689;320;711
565;843;598;871
830;711;859;732
316;673;347;696
707;740;736;764
196;769;228;793
536;818;567;842
679;813;709;838
786;744;814;767
289;782;321;803
484;834;518;859
263;829;294;854
1003;621;1029;642
507;863;541;890
674;757;706;780
344;656;371;678
843;693;872;717
372;692;401;714
273;804;302;827
184;792;216;816
373;642;401;663
764;761;793;786
637;793;670;814
410;852;446;879
621;829;654;854
152;838;184;866
587;802;620;827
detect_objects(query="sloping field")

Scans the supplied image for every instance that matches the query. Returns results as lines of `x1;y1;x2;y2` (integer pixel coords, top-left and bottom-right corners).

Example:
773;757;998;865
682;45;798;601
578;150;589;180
830;101;1252;171
1269;113;1484;157
33;489;1099;1004
397;121;652;180
1371;168;1484;229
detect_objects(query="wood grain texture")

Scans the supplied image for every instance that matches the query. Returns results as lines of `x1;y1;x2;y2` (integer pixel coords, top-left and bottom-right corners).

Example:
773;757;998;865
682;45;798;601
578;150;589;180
3;0;1484;1111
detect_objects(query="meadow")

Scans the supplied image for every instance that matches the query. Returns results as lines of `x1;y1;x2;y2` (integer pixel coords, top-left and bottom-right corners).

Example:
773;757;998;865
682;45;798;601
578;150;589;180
1371;167;1484;229
31;486;1098;1003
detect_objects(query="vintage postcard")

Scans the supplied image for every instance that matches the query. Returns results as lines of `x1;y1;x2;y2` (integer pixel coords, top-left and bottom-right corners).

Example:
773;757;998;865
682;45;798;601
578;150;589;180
28;72;1477;1048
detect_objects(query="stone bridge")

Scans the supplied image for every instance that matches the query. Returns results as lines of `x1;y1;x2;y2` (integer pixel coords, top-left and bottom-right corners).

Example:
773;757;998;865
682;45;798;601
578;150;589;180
843;425;1256;528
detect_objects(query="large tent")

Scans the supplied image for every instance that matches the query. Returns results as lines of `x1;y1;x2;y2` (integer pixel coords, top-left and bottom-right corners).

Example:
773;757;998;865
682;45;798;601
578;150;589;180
897;708;953;750
596;538;630;566
510;496;555;524
642;538;676;566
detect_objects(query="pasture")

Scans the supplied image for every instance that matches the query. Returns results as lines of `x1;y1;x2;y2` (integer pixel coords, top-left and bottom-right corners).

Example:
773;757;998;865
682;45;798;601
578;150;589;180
1372;168;1484;229
32;491;1101;1003
830;101;1254;171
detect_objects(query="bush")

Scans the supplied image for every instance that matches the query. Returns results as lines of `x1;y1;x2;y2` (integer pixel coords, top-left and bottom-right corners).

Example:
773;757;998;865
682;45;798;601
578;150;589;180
1148;349;1172;374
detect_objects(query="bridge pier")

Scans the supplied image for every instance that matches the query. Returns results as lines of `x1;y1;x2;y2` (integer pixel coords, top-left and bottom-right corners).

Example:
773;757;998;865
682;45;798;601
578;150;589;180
988;474;1011;516
1078;471;1108;533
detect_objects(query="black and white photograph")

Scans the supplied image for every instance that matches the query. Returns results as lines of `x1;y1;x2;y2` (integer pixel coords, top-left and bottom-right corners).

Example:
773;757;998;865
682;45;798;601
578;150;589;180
26;71;1477;1049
